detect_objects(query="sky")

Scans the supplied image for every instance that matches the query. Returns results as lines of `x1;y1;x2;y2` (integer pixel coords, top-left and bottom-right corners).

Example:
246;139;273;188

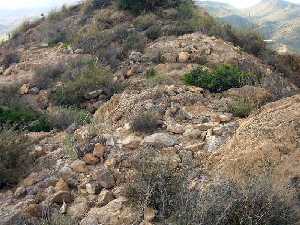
0;0;80;10
0;0;300;10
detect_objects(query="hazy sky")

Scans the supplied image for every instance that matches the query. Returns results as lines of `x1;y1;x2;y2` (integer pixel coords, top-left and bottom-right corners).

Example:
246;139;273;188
0;0;300;10
0;0;80;10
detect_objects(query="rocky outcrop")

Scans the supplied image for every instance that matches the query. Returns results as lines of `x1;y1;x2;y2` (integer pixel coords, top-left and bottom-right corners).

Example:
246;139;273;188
214;94;300;188
80;197;139;225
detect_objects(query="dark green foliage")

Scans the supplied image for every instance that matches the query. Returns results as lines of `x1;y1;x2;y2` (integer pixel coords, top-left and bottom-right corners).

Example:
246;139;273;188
0;128;33;188
184;65;256;92
131;111;161;134
176;0;194;19
228;98;255;118
0;105;51;132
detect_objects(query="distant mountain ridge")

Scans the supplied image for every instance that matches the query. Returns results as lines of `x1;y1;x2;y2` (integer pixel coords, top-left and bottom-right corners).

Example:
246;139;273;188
197;0;300;54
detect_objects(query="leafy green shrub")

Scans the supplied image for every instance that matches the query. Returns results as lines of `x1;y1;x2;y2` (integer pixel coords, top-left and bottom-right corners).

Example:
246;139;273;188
131;111;161;134
0;128;33;188
176;0;194;19
33;63;65;89
48;107;91;130
228;97;255;118
50;65;117;107
0;105;50;132
117;0;185;14
0;86;50;131
184;65;255;92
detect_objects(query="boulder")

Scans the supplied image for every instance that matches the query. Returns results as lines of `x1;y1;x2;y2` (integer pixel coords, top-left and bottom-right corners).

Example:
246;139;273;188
55;178;69;192
59;166;74;180
178;52;190;63
143;133;178;147
24;203;42;218
80;198;138;225
97;189;114;207
95;168;116;189
83;153;100;165
50;191;73;204
121;135;142;149
167;123;185;134
226;85;272;105
14;186;26;198
144;207;157;222
68;196;89;219
93;144;106;159
71;160;89;173
19;84;30;95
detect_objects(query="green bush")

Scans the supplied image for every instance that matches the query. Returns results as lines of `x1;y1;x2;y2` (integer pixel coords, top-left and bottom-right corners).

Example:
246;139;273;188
50;65;117;107
131;111;161;134
48;107;92;130
176;0;194;19
228;98;255;118
0;105;50;132
184;65;255;92
117;0;185;14
0;128;33;188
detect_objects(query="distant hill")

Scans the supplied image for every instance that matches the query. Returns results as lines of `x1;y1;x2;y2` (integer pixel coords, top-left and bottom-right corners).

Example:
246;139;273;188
197;0;300;54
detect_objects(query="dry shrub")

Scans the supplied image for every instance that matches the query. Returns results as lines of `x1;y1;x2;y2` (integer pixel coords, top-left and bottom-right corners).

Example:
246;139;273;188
47;107;91;130
33;63;65;89
0;48;20;69
0;127;33;188
126;149;298;225
131;111;161;134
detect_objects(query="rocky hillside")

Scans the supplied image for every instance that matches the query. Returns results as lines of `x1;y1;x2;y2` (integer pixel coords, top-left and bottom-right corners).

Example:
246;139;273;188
0;0;299;225
197;0;300;54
